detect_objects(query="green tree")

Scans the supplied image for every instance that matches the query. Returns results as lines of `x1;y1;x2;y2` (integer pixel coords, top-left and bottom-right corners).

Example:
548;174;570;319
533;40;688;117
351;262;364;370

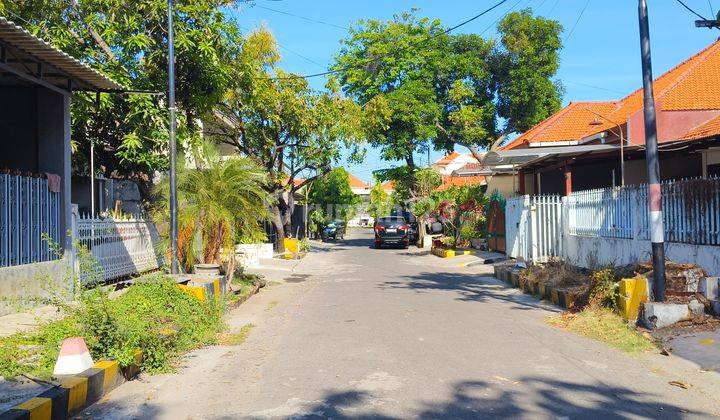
2;0;242;191
334;8;563;171
368;182;392;220
209;28;366;251
153;142;271;274
309;168;361;222
407;168;442;244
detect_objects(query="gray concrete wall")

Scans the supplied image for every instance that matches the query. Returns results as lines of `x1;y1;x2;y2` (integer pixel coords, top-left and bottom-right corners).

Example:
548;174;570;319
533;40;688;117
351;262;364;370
0;87;38;171
0;258;71;316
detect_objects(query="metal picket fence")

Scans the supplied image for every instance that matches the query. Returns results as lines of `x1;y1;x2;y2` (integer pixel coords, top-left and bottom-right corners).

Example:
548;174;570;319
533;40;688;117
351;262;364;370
76;213;162;282
567;187;633;239
637;177;720;245
0;173;61;267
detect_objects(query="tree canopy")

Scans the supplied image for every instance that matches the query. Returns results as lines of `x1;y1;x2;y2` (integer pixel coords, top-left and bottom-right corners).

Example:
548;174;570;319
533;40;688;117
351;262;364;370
208;28;368;248
309;168;361;221
2;0;242;186
333;8;563;166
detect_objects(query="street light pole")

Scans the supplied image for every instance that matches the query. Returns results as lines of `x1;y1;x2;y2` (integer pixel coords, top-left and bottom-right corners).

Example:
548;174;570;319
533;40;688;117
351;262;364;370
638;0;666;301
168;0;179;274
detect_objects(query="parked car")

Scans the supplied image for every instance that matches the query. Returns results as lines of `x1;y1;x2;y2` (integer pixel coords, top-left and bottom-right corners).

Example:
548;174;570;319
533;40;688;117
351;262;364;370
322;219;345;241
374;216;410;248
391;210;419;245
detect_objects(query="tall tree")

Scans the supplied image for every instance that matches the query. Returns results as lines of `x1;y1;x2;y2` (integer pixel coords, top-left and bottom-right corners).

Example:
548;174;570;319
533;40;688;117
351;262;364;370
209;29;368;250
2;0;242;191
334;8;563;169
309;168;361;222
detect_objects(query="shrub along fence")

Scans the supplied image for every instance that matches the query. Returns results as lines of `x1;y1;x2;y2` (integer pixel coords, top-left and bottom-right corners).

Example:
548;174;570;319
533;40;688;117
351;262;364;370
506;177;720;275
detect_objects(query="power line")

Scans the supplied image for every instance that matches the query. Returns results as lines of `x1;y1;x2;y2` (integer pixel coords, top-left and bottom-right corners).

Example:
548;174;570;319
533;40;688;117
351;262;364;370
278;44;326;68
709;0;716;18
562;79;625;95
252;4;349;30
266;0;510;80
675;0;708;19
564;0;591;41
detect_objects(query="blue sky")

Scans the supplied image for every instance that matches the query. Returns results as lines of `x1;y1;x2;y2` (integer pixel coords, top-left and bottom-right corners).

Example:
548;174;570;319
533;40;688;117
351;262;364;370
230;0;720;182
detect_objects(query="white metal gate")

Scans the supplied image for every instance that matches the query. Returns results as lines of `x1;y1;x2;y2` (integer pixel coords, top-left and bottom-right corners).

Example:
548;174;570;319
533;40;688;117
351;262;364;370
505;195;563;263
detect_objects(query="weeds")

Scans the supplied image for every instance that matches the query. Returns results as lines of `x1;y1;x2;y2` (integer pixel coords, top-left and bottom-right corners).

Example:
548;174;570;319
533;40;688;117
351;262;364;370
548;308;656;355
0;275;224;379
219;324;254;346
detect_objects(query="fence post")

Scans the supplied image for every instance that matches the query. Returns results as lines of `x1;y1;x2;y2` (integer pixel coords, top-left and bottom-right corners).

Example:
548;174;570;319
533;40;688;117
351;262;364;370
530;198;538;263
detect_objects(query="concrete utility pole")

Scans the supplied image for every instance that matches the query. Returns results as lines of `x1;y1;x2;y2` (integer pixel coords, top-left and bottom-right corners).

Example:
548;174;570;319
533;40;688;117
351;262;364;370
638;0;666;301
168;0;179;274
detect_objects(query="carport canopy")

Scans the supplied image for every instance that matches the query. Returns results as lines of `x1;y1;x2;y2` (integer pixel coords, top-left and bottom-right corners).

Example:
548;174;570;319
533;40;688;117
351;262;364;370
481;144;620;170
0;16;124;94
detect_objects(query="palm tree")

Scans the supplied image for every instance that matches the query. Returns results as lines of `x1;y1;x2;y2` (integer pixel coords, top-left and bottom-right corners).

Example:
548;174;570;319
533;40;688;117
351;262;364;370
154;143;272;273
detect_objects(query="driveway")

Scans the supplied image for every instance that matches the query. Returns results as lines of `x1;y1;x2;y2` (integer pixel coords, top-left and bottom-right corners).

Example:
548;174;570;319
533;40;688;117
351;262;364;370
82;229;720;419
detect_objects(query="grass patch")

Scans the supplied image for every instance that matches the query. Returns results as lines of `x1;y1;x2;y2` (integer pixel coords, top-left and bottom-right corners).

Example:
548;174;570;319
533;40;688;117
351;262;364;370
218;324;254;346
548;308;656;355
0;275;224;380
266;301;279;311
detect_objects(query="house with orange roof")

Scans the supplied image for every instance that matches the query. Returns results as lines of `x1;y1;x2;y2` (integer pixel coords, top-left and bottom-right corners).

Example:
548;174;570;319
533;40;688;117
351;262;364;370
431;152;478;175
480;39;720;196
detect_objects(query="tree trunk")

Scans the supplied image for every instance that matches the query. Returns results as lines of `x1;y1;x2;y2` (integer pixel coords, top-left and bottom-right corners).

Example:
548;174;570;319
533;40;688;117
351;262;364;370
417;214;426;247
271;204;286;253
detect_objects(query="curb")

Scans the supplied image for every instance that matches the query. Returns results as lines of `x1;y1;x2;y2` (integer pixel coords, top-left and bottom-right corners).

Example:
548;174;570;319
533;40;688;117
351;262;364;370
431;248;473;258
0;352;141;420
494;265;576;310
226;283;262;310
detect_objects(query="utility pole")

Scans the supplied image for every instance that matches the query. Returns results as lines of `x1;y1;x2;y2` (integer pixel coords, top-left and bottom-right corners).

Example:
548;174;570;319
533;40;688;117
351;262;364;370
638;0;666;301
168;0;179;274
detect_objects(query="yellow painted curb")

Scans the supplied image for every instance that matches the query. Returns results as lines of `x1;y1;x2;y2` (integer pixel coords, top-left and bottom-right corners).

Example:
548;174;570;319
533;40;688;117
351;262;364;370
61;376;89;415
178;284;206;301
15;397;52;419
617;277;649;321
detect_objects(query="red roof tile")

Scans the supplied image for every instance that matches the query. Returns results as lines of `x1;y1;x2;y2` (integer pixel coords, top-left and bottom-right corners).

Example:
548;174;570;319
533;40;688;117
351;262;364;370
505;39;720;149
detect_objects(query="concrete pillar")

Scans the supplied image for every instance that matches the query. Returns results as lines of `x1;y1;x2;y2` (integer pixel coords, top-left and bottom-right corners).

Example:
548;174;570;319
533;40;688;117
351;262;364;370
564;165;573;196
518;170;526;195
36;87;72;251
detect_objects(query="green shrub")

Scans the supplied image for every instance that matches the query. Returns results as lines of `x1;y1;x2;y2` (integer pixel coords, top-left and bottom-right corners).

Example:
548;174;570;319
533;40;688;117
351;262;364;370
0;275;224;379
588;269;620;310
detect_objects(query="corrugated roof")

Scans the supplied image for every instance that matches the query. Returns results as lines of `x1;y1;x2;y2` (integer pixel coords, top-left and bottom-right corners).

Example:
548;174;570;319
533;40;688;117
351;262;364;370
0;17;124;91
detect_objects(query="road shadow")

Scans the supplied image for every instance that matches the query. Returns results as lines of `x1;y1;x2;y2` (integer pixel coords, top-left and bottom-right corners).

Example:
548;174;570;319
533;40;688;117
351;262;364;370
379;271;560;313
279;376;701;419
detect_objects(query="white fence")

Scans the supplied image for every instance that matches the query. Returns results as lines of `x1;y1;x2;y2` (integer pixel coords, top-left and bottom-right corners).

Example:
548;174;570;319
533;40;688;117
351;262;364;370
506;195;563;263
505;177;720;275
0;173;61;267
76;214;162;282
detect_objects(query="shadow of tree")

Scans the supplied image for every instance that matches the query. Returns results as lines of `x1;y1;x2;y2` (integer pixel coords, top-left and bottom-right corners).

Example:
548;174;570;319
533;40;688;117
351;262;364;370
286;377;700;419
378;270;561;313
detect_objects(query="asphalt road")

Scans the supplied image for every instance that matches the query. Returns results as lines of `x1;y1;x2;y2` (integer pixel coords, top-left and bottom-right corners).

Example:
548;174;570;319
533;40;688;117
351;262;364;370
83;229;720;419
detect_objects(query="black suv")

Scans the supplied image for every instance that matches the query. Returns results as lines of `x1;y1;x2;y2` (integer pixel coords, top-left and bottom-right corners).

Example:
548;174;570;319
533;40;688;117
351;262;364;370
374;216;410;249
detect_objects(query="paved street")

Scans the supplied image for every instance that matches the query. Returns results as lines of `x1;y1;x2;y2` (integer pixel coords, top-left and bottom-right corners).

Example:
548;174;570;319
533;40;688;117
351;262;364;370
84;229;720;419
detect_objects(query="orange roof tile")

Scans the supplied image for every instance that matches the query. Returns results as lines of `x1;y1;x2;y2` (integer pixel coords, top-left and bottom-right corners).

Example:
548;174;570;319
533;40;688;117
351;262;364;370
381;180;395;191
680;114;720;140
505;39;720;149
436;175;486;191
435;151;460;165
347;173;369;189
